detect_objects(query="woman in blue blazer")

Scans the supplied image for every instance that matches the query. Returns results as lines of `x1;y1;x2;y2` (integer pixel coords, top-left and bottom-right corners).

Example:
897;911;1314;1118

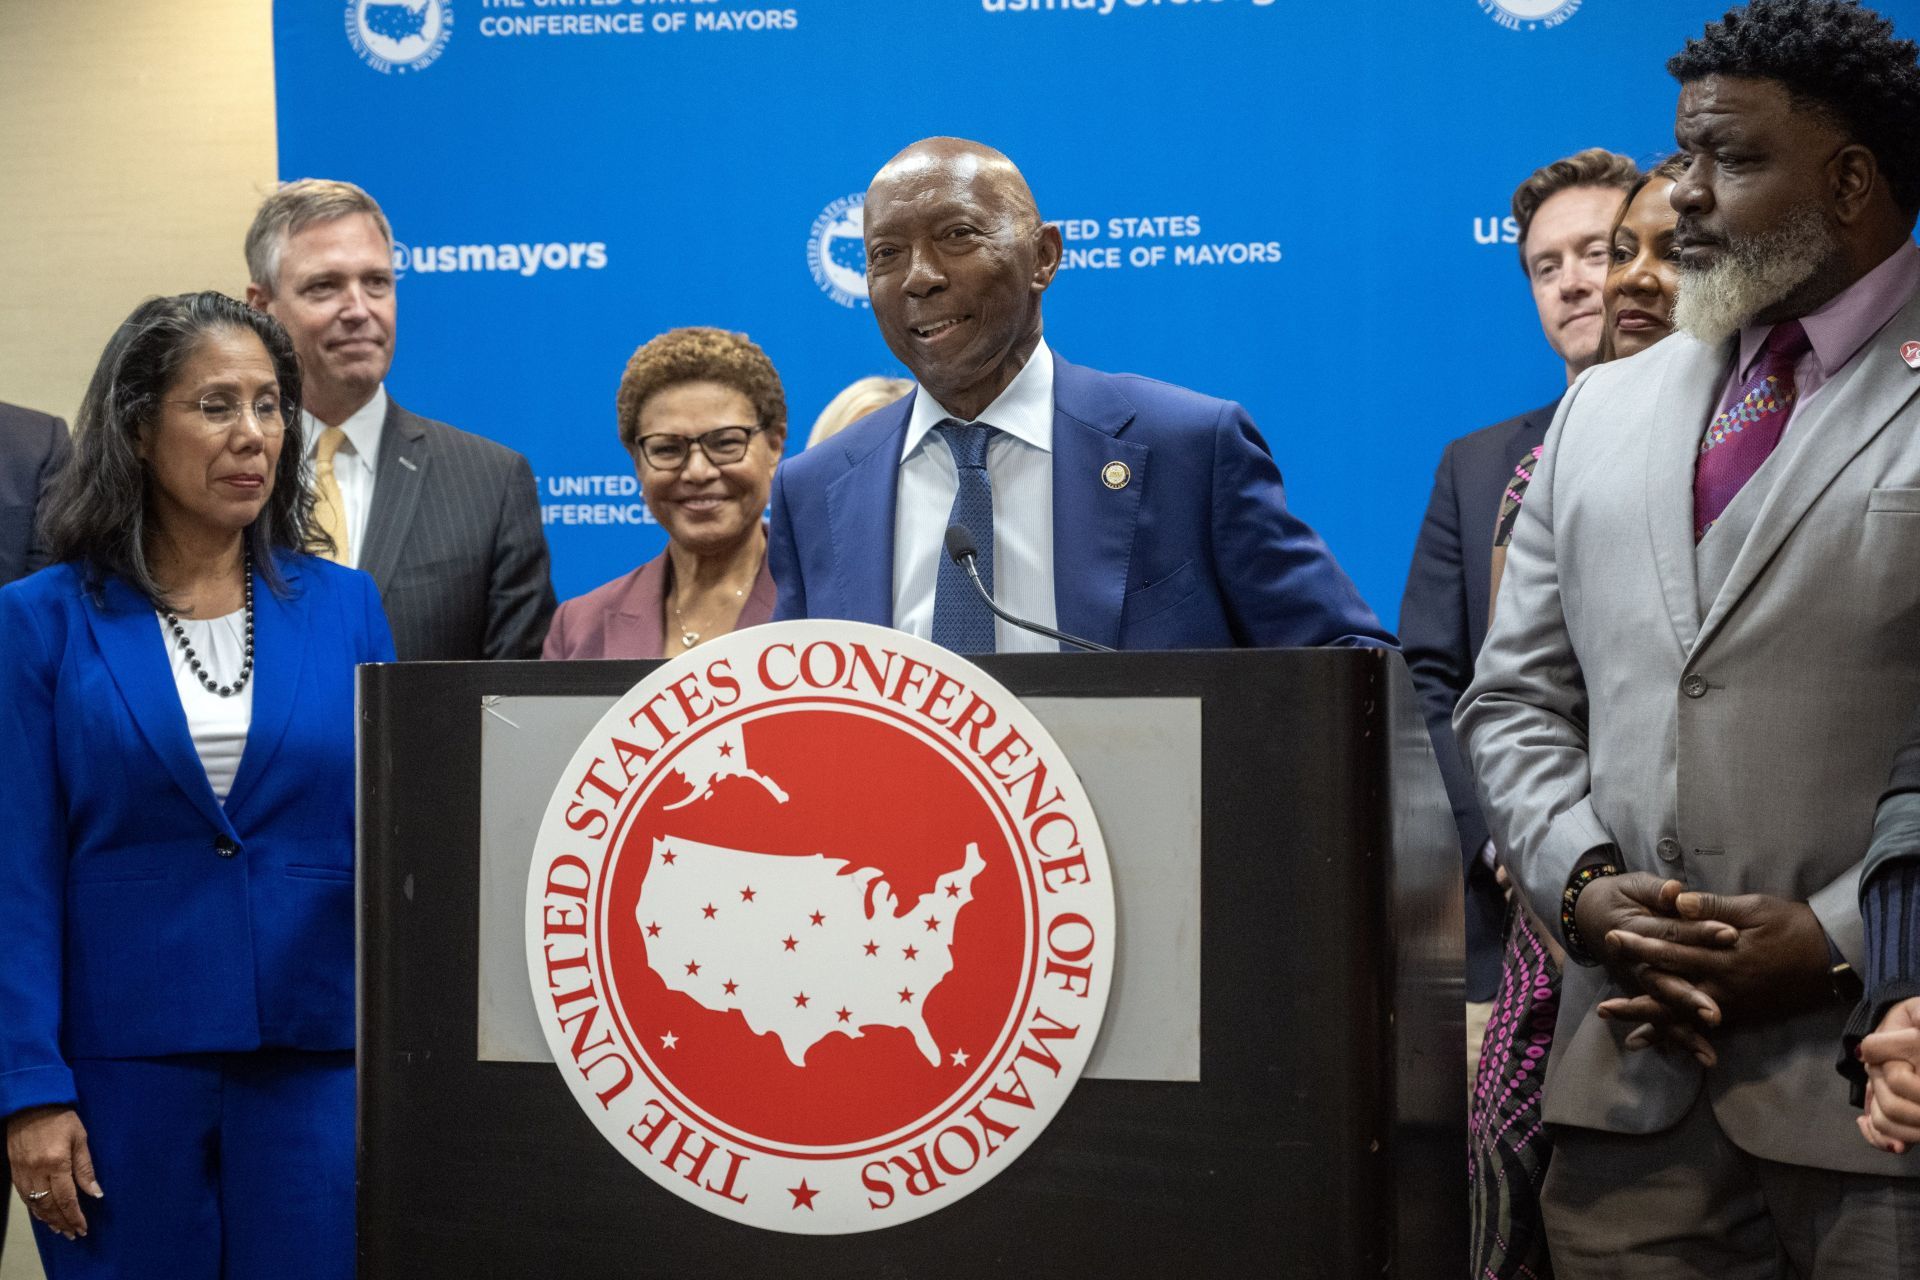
0;292;393;1278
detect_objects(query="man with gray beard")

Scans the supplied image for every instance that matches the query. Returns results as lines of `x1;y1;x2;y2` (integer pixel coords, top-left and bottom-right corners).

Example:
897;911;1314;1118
1670;203;1841;348
1455;1;1920;1273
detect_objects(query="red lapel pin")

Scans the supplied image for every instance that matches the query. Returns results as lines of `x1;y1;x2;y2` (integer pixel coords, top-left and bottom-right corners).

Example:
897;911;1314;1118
1902;340;1920;369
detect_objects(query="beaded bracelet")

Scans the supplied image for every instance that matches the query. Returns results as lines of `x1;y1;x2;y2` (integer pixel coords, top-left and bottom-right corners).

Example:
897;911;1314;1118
1560;862;1621;965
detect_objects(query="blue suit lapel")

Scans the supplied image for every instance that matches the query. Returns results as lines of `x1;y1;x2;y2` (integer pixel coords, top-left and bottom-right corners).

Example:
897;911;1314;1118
825;396;909;625
85;577;230;833
224;554;310;816
1050;357;1144;650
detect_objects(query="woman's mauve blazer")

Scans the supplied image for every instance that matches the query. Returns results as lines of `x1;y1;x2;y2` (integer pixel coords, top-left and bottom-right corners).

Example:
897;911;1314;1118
0;552;395;1120
542;545;777;660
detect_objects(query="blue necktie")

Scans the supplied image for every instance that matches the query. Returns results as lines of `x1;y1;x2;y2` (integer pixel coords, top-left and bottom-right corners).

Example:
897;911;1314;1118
931;420;996;653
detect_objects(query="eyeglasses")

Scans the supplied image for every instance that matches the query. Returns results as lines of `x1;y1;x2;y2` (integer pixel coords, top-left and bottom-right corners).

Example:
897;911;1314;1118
634;425;765;471
166;393;291;438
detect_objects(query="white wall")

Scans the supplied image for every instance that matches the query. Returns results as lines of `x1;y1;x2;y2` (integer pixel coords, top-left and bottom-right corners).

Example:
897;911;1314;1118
0;0;278;425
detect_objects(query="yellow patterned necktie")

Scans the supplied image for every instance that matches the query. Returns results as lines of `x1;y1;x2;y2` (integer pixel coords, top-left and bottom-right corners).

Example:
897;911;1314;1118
313;425;350;564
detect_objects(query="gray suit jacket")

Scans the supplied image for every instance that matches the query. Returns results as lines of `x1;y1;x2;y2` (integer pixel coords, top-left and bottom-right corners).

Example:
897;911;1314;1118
361;400;555;661
0;401;71;588
1457;288;1920;1176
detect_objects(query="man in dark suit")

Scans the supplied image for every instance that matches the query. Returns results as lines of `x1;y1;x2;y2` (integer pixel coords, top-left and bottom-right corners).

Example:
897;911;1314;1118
1398;148;1638;1009
0;400;70;588
770;137;1389;653
0;396;64;1280
244;179;554;660
1847;698;1920;1152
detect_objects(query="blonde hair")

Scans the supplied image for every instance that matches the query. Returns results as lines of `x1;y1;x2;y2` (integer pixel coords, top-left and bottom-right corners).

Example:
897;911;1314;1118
245;178;393;290
807;376;914;448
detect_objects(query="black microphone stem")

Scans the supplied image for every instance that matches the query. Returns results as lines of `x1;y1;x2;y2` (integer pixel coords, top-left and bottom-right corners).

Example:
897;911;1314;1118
958;555;1116;654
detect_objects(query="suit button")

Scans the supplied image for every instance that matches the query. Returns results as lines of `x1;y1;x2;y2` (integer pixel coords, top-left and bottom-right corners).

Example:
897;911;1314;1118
1682;674;1709;698
214;835;239;858
1656;837;1682;863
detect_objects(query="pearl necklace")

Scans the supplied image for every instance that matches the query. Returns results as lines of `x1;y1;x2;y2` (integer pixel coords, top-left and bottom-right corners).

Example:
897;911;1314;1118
162;550;255;698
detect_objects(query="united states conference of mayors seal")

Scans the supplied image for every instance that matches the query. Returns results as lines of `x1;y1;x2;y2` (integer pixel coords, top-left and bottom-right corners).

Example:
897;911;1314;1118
525;620;1115;1234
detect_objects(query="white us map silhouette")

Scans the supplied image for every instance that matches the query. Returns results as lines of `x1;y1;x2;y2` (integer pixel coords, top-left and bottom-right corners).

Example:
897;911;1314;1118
636;733;984;1066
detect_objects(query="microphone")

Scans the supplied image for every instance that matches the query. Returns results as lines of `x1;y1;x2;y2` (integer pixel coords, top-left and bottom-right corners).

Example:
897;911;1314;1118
943;524;1116;654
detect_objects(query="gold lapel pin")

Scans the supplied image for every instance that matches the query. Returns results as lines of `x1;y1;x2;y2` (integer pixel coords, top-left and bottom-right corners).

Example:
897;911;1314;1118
1101;461;1131;490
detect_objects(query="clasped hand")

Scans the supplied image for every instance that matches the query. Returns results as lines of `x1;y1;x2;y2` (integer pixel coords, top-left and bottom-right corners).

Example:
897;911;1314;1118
1858;998;1920;1155
1573;872;1832;1067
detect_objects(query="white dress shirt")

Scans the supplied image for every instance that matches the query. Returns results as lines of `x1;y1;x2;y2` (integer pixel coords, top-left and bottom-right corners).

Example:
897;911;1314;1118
156;611;252;802
301;384;387;570
892;340;1058;654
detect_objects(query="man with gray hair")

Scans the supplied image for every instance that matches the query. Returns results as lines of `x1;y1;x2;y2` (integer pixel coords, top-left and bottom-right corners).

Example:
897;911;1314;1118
244;178;554;659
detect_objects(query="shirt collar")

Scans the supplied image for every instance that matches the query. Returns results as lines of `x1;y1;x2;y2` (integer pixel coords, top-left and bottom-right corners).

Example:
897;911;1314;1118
901;339;1055;461
1734;240;1920;380
303;383;388;469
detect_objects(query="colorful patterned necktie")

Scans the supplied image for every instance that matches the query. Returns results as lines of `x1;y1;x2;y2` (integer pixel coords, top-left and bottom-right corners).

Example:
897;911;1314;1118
1693;319;1812;540
313;425;351;564
930;420;997;654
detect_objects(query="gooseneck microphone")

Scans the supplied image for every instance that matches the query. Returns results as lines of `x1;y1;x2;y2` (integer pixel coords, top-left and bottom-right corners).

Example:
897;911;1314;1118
943;525;1116;654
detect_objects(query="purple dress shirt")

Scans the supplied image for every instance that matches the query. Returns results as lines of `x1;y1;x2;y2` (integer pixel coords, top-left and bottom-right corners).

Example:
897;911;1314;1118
1719;239;1920;420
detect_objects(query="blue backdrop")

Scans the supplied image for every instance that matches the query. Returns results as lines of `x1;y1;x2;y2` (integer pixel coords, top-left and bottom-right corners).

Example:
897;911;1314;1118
271;0;1920;628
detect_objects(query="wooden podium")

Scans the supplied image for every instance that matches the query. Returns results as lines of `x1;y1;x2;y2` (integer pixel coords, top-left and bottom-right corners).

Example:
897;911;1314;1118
356;648;1465;1276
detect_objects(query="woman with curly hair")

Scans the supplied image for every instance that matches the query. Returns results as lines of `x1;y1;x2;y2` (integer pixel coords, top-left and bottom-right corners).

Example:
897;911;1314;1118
544;326;786;659
1;291;393;1277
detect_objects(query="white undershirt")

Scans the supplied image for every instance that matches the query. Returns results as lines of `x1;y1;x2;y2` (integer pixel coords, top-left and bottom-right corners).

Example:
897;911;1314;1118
156;610;253;802
300;384;387;570
892;340;1059;653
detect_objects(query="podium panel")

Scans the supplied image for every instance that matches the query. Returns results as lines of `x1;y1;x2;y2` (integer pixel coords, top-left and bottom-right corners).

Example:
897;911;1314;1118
472;692;1204;1083
358;649;1464;1276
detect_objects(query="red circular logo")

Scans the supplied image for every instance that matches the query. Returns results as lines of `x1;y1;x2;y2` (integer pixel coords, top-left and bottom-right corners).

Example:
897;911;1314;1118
528;623;1114;1233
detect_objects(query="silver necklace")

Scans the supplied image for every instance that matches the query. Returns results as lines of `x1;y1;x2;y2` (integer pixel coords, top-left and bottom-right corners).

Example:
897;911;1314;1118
670;579;747;649
162;550;254;698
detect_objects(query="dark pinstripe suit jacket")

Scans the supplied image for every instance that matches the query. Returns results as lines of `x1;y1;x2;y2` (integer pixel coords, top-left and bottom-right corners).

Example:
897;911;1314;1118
362;399;555;661
0;400;71;589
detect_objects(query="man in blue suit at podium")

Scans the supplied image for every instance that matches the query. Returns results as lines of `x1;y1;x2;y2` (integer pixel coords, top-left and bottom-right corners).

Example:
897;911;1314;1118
769;137;1391;654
